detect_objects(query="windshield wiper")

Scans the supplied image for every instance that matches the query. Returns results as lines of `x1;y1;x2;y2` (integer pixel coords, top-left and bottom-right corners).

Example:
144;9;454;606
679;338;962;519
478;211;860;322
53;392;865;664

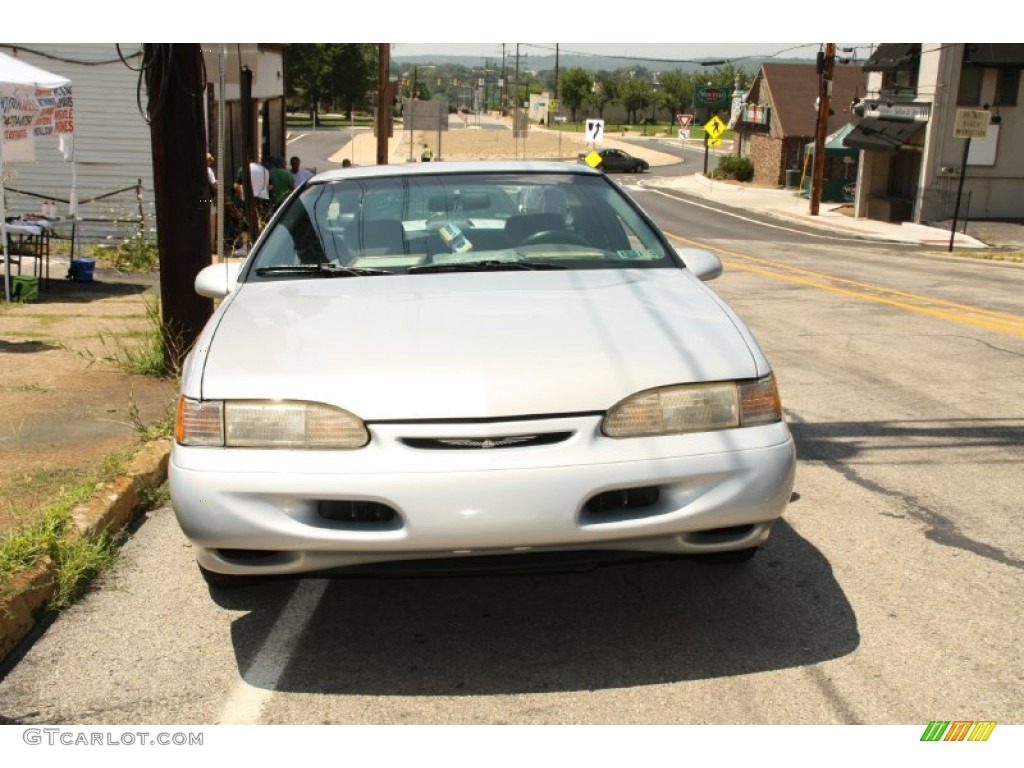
254;263;392;277
408;260;566;274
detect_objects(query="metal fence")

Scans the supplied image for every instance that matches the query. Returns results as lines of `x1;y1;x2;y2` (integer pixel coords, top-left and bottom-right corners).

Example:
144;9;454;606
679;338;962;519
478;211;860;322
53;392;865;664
4;179;155;255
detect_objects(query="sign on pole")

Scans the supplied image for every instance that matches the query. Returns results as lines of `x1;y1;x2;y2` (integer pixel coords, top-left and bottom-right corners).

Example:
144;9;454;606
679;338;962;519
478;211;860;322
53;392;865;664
954;108;991;139
704;115;727;140
677;113;693;129
949;108;991;252
585;119;605;143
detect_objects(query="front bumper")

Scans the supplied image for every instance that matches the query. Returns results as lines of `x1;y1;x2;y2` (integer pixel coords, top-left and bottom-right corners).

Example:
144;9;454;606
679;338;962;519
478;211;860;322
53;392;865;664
169;415;796;576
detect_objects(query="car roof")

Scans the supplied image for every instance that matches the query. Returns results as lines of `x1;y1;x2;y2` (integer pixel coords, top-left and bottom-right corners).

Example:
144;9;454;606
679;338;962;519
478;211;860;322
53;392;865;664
312;160;604;184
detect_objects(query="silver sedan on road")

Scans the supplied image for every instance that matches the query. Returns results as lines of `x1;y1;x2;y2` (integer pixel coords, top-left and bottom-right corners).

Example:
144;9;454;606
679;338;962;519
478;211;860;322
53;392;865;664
170;161;796;589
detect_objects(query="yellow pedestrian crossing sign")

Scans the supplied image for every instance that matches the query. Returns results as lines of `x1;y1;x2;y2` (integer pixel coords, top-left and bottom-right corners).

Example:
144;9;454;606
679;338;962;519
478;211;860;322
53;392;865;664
704;115;727;140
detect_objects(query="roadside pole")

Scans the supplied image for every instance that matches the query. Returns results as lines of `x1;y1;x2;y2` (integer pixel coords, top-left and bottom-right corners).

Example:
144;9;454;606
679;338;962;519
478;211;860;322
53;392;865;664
949;108;991;252
949;137;971;252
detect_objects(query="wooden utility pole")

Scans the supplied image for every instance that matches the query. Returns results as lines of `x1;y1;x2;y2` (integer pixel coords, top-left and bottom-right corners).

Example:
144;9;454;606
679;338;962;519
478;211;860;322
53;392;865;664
144;43;213;371
376;44;390;165
810;43;835;216
239;66;257;240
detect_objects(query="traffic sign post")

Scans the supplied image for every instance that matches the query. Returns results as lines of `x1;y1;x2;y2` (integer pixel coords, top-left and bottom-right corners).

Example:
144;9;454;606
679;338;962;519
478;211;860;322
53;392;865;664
677;113;693;129
949;109;992;252
702;115;727;175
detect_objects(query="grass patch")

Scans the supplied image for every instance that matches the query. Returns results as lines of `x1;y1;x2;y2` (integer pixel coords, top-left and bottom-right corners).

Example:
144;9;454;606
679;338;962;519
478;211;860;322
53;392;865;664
0;451;132;609
951;250;1024;263
7;383;54;394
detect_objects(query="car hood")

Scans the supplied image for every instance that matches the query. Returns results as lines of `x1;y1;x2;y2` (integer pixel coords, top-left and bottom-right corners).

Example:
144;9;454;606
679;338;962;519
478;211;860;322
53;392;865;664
196;269;765;420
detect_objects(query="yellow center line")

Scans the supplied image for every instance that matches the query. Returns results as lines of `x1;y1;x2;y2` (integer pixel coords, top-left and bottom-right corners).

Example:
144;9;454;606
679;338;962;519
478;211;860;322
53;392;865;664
668;232;1024;336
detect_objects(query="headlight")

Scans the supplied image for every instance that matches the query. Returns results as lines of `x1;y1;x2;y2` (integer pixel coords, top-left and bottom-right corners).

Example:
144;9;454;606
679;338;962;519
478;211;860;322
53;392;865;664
175;397;369;448
602;374;782;438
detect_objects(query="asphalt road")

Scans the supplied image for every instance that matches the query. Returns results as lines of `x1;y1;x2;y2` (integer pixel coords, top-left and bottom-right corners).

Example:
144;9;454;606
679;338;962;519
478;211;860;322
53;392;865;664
1;168;1022;746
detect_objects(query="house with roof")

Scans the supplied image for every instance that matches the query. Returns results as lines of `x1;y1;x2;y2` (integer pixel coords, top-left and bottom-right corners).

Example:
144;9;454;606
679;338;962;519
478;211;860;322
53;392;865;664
732;61;865;190
845;43;1024;224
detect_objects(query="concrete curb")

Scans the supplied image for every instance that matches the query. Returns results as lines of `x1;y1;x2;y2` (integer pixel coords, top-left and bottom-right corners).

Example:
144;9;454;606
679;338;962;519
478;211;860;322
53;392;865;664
0;438;171;666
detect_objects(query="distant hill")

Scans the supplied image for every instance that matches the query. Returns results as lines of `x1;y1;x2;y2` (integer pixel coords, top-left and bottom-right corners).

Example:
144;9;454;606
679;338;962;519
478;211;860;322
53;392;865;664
392;53;823;74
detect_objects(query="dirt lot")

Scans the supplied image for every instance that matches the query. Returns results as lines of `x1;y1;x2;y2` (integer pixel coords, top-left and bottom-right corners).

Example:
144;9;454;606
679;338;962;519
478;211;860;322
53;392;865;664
342;120;682;166
0;269;177;534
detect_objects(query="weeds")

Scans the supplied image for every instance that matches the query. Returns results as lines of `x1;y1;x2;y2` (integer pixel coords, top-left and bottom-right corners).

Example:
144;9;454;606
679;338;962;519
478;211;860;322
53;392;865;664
73;295;182;379
126;393;177;442
8;383;54;394
0;450;132;609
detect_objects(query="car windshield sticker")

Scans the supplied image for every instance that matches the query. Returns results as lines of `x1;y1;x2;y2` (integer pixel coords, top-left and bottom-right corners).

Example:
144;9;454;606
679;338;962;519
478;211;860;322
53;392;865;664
616;249;660;260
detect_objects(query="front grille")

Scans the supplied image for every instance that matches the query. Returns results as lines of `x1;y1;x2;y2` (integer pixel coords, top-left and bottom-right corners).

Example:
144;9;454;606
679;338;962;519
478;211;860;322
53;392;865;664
400;431;572;450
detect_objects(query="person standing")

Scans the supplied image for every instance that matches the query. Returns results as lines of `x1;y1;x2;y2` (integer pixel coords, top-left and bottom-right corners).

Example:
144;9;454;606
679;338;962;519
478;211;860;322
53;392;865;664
290;156;313;186
205;153;217;252
234;157;271;219
269;156;294;211
421;143;433;162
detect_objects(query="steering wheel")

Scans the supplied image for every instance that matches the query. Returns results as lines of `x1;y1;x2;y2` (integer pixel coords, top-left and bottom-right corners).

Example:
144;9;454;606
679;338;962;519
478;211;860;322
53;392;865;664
518;229;590;247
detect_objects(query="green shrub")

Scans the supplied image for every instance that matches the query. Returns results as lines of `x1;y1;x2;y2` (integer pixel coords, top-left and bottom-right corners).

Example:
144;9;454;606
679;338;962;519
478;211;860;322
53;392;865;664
713;155;755;182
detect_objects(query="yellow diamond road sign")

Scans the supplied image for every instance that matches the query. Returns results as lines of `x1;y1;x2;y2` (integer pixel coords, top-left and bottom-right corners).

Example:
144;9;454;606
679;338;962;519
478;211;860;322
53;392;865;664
704;115;727;140
583;150;603;169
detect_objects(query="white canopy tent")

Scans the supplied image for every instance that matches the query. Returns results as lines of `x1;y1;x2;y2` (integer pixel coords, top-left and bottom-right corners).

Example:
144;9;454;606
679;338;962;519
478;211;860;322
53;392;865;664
0;50;75;301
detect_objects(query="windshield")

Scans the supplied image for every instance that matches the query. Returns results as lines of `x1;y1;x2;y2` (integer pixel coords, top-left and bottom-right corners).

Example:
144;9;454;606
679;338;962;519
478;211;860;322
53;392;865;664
247;171;678;277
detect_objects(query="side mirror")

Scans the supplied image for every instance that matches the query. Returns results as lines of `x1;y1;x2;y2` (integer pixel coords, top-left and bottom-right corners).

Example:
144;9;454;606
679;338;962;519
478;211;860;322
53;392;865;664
676;247;723;281
195;262;243;299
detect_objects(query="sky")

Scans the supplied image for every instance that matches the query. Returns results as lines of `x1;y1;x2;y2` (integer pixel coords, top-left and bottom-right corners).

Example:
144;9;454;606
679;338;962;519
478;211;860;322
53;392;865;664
33;2;1001;44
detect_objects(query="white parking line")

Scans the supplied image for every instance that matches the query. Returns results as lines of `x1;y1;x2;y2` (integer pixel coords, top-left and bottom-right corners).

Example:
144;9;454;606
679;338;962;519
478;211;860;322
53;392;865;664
219;578;329;724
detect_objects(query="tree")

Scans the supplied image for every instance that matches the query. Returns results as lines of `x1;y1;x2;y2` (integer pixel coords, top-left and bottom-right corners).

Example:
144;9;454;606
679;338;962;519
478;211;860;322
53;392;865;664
619;76;654;124
558;67;591;121
331;44;377;117
587;71;620;119
286;44;377;121
657;69;695;117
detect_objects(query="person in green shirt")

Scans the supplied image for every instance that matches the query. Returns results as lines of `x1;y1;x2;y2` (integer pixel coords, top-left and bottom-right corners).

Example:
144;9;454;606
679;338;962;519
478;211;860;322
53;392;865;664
421;144;434;162
268;156;294;210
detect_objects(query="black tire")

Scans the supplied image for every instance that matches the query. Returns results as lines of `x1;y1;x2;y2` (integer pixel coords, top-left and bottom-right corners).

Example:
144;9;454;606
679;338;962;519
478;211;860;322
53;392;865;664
634;163;645;173
198;564;258;589
691;547;758;565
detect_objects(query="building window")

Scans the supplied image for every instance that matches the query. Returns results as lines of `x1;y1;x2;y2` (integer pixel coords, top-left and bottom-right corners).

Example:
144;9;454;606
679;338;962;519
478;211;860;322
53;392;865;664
995;68;1020;107
957;66;984;106
882;61;919;95
865;44;921;97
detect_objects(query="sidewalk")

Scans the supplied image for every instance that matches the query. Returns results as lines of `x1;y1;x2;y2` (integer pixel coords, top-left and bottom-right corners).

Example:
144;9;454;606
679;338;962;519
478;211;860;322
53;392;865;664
641;172;996;249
